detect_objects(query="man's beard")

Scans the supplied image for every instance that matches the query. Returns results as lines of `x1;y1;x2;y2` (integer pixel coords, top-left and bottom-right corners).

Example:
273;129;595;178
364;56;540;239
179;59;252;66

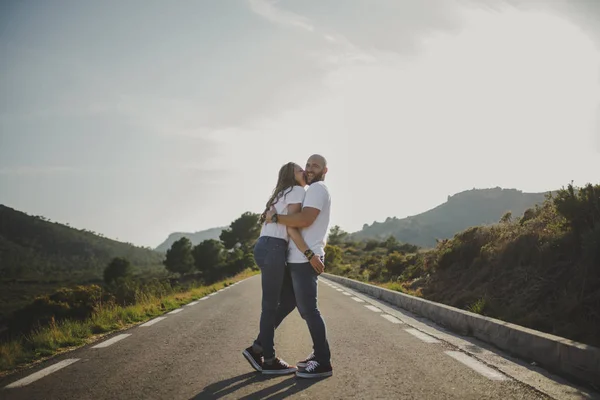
307;171;324;184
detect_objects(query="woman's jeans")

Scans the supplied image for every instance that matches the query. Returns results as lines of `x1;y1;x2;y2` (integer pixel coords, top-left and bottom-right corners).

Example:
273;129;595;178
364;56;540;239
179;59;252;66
253;236;290;360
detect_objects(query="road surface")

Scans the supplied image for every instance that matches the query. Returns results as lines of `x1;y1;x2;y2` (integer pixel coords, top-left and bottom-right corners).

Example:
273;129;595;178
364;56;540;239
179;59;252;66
1;275;598;399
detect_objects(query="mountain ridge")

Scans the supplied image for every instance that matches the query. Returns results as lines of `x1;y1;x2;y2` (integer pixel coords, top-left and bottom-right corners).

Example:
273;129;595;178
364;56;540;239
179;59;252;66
154;227;227;253
350;187;552;247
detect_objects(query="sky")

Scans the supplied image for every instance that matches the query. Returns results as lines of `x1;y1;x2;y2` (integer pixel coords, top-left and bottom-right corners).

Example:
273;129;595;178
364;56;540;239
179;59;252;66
1;0;600;248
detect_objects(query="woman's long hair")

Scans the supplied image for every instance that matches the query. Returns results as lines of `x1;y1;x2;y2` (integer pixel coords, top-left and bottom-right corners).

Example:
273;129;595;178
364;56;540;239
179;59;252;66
259;162;297;224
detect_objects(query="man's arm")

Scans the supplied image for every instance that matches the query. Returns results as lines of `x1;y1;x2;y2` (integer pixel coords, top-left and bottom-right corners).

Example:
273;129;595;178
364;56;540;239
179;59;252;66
286;204;325;274
267;207;319;228
285;204;310;252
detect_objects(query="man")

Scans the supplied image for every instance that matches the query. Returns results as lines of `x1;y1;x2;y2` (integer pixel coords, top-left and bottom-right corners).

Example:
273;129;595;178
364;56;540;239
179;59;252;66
242;154;333;379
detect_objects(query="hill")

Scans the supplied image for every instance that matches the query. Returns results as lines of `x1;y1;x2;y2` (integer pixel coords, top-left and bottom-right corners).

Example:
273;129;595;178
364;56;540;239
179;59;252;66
351;187;550;247
0;204;165;319
326;182;600;349
155;227;226;253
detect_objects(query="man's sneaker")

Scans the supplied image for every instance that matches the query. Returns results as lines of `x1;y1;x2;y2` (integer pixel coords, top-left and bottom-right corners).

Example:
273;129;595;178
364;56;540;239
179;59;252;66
242;346;263;372
296;352;316;369
262;357;297;375
295;360;333;379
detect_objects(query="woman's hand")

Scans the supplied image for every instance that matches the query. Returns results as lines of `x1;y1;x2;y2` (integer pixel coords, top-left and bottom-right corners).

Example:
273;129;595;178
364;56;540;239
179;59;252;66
265;207;276;223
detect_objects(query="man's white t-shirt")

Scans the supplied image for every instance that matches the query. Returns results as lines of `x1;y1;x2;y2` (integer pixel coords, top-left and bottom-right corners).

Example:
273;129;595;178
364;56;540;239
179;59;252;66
287;181;331;263
259;185;306;241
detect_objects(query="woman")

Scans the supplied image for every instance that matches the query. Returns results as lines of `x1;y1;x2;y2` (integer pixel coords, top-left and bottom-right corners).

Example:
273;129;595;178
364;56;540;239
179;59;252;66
242;161;313;375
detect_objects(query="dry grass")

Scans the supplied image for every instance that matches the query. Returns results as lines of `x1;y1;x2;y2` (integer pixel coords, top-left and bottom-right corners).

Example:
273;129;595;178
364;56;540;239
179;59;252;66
0;269;258;376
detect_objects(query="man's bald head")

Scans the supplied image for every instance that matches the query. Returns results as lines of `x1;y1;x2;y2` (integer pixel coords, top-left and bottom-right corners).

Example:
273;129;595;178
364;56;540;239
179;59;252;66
308;154;327;168
305;154;328;184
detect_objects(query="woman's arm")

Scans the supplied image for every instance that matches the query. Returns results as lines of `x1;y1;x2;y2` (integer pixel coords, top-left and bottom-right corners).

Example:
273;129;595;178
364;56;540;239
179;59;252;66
286;203;310;253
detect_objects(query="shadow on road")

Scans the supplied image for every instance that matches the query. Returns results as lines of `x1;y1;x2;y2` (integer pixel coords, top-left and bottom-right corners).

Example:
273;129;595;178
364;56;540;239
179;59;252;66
190;371;324;399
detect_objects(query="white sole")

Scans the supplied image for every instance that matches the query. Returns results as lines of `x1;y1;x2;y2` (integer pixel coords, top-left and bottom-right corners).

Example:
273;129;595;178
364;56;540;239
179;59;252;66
262;368;297;375
242;350;262;372
295;370;333;379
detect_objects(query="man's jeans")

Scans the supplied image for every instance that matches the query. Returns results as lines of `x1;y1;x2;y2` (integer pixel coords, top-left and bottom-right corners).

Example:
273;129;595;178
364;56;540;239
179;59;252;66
253;247;331;364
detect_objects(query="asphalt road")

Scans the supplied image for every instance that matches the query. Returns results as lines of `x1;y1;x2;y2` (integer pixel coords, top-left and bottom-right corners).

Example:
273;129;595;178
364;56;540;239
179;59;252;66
1;275;598;400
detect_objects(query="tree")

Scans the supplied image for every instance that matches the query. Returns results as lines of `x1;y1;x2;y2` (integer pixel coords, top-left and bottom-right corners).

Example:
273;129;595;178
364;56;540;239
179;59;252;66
327;225;348;246
219;212;261;251
103;257;133;284
163;237;194;275
500;211;512;224
324;244;342;267
193;239;225;280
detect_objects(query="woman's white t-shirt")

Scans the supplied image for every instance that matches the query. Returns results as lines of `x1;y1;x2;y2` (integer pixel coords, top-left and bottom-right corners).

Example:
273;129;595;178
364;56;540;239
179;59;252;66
260;185;306;241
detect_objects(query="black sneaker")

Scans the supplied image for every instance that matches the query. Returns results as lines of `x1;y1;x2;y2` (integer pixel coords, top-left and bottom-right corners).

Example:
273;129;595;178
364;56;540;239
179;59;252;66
295;360;333;379
242;346;263;372
262;357;297;375
296;352;316;369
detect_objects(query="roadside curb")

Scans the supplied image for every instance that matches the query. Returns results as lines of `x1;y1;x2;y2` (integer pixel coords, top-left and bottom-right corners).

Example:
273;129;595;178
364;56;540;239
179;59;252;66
321;273;600;389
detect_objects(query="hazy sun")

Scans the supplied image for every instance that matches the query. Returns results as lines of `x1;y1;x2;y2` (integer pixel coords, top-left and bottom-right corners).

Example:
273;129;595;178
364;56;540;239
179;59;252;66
411;5;600;150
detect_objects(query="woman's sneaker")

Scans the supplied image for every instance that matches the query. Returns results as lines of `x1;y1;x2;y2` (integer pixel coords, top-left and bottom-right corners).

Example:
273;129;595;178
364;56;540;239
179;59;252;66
262;357;297;375
295;360;333;379
242;346;263;372
296;352;316;369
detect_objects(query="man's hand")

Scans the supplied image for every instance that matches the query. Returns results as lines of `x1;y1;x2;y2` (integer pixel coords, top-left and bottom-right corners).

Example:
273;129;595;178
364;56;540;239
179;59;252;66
265;207;275;223
309;255;325;275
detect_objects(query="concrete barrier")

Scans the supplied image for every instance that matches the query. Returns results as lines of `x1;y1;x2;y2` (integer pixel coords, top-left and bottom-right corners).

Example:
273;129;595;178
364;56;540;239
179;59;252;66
322;273;600;389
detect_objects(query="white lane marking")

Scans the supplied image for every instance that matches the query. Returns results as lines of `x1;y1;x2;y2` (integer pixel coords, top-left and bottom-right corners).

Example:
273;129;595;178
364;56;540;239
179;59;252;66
364;305;382;312
445;351;508;381
186;301;199;306
200;297;208;300
168;309;183;315
405;328;441;343
92;334;131;349
209;293;217;296
381;314;402;324
342;292;352;296
140;317;167;327
5;359;80;389
336;289;343;292
351;297;365;303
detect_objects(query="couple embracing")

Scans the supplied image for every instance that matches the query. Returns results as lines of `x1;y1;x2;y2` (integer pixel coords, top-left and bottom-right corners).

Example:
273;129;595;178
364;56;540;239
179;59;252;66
242;154;333;379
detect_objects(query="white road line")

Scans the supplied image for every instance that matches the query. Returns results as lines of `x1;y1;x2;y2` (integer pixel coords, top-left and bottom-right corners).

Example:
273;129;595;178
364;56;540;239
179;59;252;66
381;314;402;324
364;305;382;312
92;334;131;349
167;309;183;315
342;292;352;296
186;301;199;306
209;293;217;296
336;289;343;292
405;328;441;343
140;317;167;327
5;359;80;389
351;297;365;303
200;297;208;300
445;351;508;381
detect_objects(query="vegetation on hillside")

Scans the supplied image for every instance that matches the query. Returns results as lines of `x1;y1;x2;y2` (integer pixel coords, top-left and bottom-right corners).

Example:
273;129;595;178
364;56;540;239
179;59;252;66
351;187;548;247
1;210;260;340
0;208;262;374
326;182;600;348
0;204;164;281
